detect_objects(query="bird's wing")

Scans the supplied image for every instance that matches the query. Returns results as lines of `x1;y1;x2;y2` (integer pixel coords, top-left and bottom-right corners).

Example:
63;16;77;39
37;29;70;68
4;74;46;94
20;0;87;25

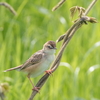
20;50;43;70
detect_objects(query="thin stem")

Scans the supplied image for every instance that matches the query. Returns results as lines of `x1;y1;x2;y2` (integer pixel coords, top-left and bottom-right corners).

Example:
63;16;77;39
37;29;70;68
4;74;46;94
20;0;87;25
84;0;97;15
0;2;17;15
52;0;66;11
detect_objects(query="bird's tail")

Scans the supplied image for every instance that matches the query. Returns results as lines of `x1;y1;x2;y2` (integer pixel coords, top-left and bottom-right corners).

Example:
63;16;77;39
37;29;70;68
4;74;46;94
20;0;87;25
4;65;22;72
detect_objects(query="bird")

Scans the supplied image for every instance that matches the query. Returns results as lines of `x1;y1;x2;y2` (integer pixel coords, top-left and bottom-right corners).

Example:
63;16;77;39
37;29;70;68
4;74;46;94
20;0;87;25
4;41;56;91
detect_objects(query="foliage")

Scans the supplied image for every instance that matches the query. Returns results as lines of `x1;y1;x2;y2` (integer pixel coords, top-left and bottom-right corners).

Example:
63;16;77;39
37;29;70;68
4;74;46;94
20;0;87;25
0;0;100;100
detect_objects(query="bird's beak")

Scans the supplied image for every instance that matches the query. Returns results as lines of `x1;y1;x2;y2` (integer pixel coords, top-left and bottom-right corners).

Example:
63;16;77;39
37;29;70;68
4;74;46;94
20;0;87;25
54;47;57;50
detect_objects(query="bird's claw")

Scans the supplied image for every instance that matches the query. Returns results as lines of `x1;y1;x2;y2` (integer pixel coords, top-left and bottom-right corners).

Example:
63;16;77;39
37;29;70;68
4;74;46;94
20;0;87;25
45;69;53;75
32;86;40;93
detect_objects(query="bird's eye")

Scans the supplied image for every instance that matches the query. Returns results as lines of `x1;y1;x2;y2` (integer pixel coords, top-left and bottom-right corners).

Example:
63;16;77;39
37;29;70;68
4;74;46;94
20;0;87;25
47;45;53;49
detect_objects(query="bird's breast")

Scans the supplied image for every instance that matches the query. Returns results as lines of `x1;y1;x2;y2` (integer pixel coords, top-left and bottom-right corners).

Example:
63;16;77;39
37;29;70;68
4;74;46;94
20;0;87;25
40;54;55;70
30;54;55;77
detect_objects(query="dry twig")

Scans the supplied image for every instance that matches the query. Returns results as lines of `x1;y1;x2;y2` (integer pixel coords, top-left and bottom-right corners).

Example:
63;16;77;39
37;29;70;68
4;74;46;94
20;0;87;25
0;2;17;15
52;0;66;11
29;0;97;100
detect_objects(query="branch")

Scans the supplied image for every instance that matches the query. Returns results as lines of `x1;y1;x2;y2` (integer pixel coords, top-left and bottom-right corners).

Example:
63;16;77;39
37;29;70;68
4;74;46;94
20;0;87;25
0;93;5;100
0;2;17;15
52;0;66;11
84;0;98;15
28;0;97;100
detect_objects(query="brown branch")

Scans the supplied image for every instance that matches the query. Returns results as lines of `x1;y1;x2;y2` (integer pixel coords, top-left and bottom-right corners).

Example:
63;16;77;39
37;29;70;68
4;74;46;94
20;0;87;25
0;2;17;15
52;0;66;11
28;0;97;100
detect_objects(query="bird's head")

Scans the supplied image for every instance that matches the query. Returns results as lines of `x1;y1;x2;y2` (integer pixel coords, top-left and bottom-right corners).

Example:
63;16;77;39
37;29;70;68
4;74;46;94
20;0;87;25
43;41;57;54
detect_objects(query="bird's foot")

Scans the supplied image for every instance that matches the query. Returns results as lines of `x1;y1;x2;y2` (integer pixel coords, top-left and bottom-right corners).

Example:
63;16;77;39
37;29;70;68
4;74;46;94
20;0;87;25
45;69;53;75
32;86;40;93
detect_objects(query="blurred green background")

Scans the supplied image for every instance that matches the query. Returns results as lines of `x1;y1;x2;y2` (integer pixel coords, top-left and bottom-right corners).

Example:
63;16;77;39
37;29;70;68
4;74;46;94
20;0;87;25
0;0;100;100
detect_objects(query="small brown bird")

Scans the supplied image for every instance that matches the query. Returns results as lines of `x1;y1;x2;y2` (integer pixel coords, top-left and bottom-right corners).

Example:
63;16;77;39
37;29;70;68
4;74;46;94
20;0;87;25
4;41;56;91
